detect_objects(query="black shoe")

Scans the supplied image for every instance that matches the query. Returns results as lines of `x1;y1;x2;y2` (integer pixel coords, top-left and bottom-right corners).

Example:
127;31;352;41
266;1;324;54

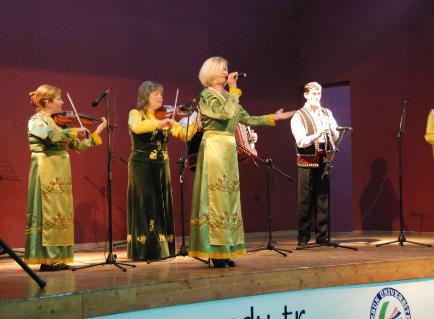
40;263;71;272
224;259;236;267
211;259;229;268
315;238;328;245
297;241;308;248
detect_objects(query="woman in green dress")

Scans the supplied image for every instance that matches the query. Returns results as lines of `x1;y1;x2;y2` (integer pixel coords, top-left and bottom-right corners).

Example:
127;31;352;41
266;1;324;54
25;84;107;271
188;57;294;268
127;81;197;261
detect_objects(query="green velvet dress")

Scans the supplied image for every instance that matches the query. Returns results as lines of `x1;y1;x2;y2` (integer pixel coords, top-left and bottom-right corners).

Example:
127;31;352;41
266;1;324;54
188;87;274;260
25;113;101;265
127;109;196;261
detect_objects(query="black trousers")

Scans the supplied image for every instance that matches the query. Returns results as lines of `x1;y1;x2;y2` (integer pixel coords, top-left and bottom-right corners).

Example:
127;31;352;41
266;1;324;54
297;157;329;243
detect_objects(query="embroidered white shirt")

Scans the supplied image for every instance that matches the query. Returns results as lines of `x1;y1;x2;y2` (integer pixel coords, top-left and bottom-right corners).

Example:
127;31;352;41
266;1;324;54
291;102;339;148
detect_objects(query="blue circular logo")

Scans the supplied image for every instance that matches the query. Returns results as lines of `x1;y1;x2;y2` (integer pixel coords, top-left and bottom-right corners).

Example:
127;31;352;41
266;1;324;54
370;287;411;319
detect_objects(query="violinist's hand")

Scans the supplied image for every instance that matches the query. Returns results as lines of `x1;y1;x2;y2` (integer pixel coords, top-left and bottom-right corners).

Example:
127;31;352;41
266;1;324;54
274;108;296;121
159;118;174;128
227;72;239;91
77;127;91;138
95;117;108;135
249;129;258;144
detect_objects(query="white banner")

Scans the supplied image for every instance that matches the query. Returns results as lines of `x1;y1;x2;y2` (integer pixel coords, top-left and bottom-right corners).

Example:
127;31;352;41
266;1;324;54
93;277;434;319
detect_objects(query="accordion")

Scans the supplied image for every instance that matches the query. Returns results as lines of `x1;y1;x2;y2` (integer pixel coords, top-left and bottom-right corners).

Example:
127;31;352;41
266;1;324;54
187;124;258;171
235;123;258;161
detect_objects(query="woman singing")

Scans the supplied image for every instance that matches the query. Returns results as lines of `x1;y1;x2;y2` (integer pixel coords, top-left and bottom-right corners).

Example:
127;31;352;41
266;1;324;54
25;84;107;271
127;81;197;261
188;57;294;268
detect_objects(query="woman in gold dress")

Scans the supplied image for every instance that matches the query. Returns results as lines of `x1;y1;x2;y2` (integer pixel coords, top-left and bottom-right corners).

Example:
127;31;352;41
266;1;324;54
25;84;107;271
188;57;294;268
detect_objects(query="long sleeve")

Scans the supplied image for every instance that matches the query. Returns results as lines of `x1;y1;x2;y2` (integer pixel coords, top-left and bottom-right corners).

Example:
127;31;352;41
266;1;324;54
28;117;78;143
238;105;275;127
69;132;102;152
291;107;339;148
28;113;102;153
425;110;434;146
170;122;198;142
327;111;339;142
198;88;238;120
128;109;160;134
291;112;315;148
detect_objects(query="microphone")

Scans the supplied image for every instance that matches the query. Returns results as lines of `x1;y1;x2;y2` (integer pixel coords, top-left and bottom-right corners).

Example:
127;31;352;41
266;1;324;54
92;89;111;107
226;73;247;81
336;126;353;131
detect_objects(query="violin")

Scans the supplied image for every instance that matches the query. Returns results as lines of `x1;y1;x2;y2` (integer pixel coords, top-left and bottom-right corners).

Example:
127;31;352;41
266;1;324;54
154;104;196;121
52;111;105;128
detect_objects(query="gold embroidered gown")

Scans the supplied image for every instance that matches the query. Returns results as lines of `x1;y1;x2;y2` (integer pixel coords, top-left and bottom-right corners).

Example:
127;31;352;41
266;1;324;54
24;113;102;265
188;87;275;259
127;109;196;261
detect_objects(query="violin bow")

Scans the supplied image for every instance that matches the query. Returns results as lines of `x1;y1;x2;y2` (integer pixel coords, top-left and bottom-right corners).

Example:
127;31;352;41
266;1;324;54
171;88;180;120
66;92;86;130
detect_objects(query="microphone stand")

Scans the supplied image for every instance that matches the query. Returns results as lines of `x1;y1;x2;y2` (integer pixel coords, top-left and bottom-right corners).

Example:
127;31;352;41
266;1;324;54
73;93;136;271
148;106;208;264
376;101;431;248
297;128;357;251
239;144;294;257
0;238;46;288
0;164;45;287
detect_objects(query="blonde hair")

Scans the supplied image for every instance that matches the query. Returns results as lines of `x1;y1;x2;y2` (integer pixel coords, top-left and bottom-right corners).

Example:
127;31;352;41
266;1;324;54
136;81;163;111
304;82;322;94
198;56;228;87
29;84;61;112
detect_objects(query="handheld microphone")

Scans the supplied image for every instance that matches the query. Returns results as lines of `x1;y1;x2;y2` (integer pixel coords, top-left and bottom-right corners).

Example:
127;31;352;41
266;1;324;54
336;126;353;131
237;72;247;79
92;89;111;107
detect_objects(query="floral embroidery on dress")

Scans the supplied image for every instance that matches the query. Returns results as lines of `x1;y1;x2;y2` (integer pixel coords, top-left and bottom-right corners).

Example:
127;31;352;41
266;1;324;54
190;211;243;230
150;130;158;141
208;212;228;228
149;150;157;160
25;214;41;234
137;235;147;244
41;177;72;195
208;175;240;193
42;212;73;231
190;217;205;227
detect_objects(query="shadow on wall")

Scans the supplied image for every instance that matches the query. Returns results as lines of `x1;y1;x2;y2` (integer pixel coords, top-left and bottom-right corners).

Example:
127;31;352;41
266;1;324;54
75;200;96;244
359;158;399;231
75;176;107;244
409;211;431;233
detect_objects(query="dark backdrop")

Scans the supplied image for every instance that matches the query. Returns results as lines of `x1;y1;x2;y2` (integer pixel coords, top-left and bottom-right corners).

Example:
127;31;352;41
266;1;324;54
0;0;299;247
296;0;434;232
1;0;433;247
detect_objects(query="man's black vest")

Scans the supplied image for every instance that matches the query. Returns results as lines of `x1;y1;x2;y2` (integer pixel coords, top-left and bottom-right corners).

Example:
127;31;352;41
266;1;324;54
295;107;335;168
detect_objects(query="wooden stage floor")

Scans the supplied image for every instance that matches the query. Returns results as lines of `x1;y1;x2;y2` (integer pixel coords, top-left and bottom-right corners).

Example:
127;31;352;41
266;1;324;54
1;231;434;319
